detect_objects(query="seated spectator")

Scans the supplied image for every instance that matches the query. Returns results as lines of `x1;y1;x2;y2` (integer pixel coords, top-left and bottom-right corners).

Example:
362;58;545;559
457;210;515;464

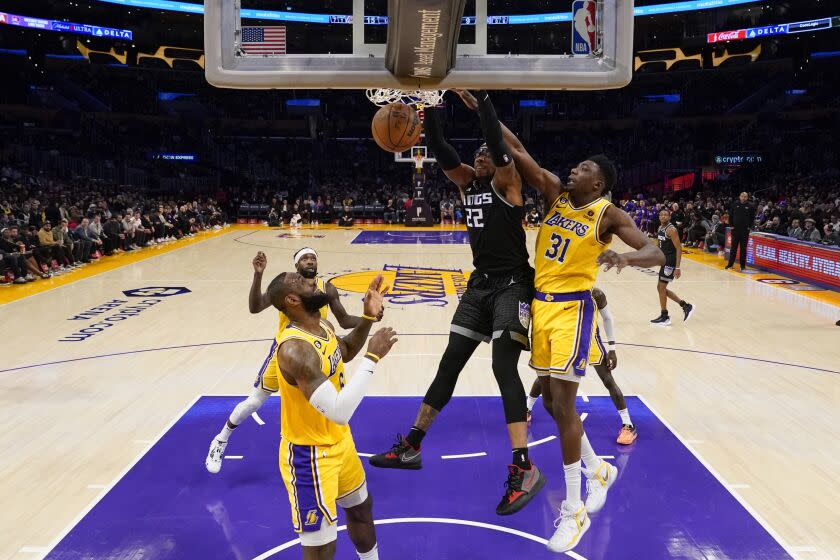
787;218;803;240
52;219;79;268
268;207;280;227
802;218;821;242
38;221;71;271
440;199;455;223
338;206;354;227
2;225;48;279
526;208;541;227
383;198;397;225
0;228;30;283
74;218;99;260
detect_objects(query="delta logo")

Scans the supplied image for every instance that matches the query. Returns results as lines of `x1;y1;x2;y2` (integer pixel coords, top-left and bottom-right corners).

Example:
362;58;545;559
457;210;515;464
330;265;470;307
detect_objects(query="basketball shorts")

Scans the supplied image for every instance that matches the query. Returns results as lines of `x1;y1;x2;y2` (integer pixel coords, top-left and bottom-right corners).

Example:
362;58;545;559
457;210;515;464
450;266;535;348
529;290;605;381
279;433;366;534
254;339;280;393
658;256;677;283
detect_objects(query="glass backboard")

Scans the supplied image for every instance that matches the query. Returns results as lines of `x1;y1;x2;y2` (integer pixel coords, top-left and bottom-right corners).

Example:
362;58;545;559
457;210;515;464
204;0;634;91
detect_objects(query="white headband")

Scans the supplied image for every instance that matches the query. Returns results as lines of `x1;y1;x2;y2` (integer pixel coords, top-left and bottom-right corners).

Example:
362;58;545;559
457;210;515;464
294;247;318;264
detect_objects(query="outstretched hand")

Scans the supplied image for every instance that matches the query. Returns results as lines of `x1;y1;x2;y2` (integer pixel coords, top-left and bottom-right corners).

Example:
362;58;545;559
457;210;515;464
253;251;267;274
367;327;398;359
597;250;629;273
453;89;478;111
362;274;390;319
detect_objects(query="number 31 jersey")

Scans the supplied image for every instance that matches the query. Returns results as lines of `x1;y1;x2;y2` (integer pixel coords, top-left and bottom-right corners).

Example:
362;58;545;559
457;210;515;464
535;193;612;293
463;179;528;276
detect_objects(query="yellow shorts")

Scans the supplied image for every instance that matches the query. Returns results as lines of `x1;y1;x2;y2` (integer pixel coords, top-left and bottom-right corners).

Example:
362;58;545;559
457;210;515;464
278;433;366;533
254;339;280;393
529;291;605;381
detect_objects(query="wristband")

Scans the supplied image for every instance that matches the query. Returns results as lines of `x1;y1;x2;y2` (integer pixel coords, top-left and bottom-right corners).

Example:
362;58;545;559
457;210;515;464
607;342;616;350
364;352;381;364
675;267;681;270
362;314;377;322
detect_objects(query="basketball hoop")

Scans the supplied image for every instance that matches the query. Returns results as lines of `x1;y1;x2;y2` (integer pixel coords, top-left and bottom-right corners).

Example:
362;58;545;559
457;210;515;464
365;88;446;109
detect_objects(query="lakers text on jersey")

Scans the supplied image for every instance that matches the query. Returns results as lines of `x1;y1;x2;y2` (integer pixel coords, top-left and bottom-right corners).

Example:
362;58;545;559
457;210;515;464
530;194;611;380
275;319;366;534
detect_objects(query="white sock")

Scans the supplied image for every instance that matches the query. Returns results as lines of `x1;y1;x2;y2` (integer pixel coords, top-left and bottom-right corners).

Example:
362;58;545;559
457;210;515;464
563;460;583;506
358;544;379;559
618;408;632;426
218;422;235;442
580;431;601;471
526;395;539;412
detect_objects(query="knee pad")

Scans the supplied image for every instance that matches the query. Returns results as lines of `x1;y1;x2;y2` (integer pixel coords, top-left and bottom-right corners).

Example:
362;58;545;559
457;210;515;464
423;333;479;411
298;517;338;547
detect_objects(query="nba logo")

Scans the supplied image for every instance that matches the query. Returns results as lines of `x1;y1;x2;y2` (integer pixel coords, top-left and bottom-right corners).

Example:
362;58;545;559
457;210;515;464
571;0;597;55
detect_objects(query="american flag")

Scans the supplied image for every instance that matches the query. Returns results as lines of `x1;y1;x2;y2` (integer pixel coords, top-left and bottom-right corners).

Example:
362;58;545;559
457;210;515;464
241;26;286;55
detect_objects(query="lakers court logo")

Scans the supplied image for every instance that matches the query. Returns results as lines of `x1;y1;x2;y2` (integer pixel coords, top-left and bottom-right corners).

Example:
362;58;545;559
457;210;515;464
330;265;470;307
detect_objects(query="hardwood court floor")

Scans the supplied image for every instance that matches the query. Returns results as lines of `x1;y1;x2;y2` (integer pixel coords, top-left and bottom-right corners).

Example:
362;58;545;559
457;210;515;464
0;226;837;559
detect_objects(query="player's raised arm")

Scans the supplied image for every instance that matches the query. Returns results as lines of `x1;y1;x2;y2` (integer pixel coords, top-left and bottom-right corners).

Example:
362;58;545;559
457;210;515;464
248;251;272;313
472;90;522;204
337;274;390;361
423;107;475;190
325;281;373;329
596;206;665;273
454;89;562;203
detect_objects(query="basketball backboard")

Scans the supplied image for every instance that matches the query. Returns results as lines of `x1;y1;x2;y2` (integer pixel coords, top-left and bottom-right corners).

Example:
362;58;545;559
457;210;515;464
204;0;634;91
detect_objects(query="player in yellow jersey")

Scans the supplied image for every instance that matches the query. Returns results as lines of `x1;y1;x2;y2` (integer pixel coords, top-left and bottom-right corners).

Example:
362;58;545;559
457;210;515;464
453;90;664;553
206;247;376;473
270;271;396;560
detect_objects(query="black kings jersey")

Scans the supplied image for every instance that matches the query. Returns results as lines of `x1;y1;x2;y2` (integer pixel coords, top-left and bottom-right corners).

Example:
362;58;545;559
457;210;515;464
463;179;529;276
657;224;677;263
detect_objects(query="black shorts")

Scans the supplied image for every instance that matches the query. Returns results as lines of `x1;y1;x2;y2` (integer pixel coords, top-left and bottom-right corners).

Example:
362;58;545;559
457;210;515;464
658;257;677;283
450;266;535;348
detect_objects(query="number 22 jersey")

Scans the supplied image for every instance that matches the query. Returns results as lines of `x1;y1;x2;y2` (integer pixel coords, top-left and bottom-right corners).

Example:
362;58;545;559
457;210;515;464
463;179;529;276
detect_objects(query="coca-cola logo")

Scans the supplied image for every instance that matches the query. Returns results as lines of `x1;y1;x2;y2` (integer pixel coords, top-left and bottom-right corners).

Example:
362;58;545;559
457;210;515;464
708;29;745;43
718;30;742;40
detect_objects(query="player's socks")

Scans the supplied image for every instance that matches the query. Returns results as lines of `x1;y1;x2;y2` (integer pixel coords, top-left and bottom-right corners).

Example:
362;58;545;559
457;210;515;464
650;310;671;326
405;426;425;449
580;432;600;471
526;395;538;412
618;408;632;426
218;419;237;442
512;447;530;469
357;544;379;559
563;460;583;506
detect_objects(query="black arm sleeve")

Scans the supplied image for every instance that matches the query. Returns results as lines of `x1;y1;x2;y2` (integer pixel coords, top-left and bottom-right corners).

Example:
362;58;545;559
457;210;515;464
423;107;462;171
475;90;512;167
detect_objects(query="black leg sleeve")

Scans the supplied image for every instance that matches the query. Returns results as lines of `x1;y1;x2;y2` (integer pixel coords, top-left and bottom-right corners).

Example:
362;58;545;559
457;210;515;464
422;332;481;412
491;334;527;424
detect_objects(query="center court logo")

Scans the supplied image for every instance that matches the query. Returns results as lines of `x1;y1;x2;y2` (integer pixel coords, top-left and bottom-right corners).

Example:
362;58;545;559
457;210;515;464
330;265;470;307
60;287;191;342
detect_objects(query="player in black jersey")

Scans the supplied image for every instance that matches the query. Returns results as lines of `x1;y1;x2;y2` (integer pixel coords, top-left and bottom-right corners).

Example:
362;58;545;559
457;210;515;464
369;92;545;516
651;209;695;326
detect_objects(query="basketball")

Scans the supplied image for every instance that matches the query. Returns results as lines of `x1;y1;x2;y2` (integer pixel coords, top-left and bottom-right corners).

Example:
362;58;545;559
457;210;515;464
371;103;422;153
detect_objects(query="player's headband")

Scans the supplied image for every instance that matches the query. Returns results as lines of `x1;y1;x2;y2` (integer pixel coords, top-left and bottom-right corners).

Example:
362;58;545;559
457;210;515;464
474;144;489;158
294;247;318;264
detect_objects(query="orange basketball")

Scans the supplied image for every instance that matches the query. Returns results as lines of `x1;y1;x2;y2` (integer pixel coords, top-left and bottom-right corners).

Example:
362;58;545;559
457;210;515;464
371;103;422;153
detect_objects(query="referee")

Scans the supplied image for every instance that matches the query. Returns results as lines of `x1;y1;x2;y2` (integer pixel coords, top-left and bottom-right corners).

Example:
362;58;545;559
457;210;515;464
726;191;755;271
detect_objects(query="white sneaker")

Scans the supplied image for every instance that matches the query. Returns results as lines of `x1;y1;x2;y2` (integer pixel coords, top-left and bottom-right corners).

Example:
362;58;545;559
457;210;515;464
583;460;618;514
547;500;590;553
205;437;228;474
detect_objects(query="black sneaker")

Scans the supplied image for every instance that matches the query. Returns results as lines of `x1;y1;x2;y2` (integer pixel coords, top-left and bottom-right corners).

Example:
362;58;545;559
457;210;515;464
681;302;695;322
368;434;422;470
650;314;671;326
496;463;545;515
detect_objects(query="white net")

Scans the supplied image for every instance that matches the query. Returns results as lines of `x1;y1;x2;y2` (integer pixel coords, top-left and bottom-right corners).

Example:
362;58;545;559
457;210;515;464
365;88;446;108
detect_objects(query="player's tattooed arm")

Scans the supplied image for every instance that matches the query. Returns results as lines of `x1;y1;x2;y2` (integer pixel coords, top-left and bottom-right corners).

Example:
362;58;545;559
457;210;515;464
454;89;562;203
276;339;327;399
597;205;665;272
337;275;389;361
424;106;475;190
248;251;272;313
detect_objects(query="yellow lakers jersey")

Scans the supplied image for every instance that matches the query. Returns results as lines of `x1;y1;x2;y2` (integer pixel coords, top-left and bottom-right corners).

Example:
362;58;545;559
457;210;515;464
276;319;349;446
275;278;328;342
535;193;612;293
